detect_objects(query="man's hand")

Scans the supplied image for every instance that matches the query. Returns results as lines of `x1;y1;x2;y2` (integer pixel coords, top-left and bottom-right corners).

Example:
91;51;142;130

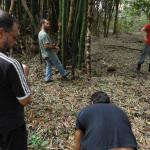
53;43;60;52
44;43;56;49
18;95;32;107
141;27;147;42
22;64;29;77
44;43;60;51
55;46;60;52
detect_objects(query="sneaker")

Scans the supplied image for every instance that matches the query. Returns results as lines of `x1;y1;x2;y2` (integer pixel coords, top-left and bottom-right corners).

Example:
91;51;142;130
44;78;53;83
62;72;70;79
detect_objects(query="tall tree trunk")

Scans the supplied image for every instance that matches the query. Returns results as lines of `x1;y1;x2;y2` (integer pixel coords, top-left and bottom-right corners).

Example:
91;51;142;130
113;0;120;34
95;0;101;36
61;0;67;66
86;0;93;77
103;0;115;37
58;0;62;49
106;0;115;36
103;8;107;37
67;0;74;36
21;0;38;34
71;0;84;78
78;0;87;69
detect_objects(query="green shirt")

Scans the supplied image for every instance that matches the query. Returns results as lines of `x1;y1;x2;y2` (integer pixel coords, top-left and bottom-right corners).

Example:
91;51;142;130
38;30;55;59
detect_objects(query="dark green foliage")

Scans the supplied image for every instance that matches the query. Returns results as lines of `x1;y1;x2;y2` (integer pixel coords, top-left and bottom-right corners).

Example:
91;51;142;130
132;0;150;17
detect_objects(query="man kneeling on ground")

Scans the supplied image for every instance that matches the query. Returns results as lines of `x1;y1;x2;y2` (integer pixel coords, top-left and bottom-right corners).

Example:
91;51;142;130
75;91;138;150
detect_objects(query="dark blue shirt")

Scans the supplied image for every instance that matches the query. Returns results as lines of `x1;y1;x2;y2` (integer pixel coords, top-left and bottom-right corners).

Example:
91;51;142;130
76;104;138;150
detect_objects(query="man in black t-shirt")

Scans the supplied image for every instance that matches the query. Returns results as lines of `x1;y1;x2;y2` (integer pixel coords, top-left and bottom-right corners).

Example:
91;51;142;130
75;91;138;150
0;10;31;150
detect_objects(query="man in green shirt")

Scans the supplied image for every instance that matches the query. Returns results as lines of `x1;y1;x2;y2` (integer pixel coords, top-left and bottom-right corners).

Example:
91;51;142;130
38;19;69;83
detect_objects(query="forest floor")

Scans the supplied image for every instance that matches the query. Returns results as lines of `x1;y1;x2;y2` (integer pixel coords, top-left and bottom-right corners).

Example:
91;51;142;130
21;33;150;150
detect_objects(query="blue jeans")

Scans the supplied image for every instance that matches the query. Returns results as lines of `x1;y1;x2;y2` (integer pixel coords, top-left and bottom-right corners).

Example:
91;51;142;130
44;53;66;81
138;45;150;64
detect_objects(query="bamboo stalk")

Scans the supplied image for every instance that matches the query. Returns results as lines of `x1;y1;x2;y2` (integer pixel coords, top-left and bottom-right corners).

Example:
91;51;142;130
61;0;67;66
71;0;84;78
78;0;87;69
86;0;93;77
21;0;38;33
67;0;74;36
58;0;62;48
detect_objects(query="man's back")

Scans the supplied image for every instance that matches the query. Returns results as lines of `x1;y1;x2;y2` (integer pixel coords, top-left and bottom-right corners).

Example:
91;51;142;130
38;30;55;59
76;104;137;150
143;23;150;45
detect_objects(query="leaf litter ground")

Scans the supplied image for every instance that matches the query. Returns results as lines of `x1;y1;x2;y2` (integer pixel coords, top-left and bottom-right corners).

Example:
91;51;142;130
19;33;149;150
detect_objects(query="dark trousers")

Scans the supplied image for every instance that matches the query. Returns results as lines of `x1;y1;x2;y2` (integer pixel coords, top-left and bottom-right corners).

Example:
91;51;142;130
138;44;150;64
0;124;27;150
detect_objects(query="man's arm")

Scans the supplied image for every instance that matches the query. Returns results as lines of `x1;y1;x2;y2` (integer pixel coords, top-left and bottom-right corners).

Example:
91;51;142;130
8;61;32;107
19;64;32;107
18;95;31;107
74;129;84;150
44;43;59;50
141;26;147;41
41;33;59;50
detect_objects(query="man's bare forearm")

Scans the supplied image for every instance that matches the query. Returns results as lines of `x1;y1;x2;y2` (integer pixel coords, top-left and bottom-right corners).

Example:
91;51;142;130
75;129;84;150
44;43;57;49
141;27;147;41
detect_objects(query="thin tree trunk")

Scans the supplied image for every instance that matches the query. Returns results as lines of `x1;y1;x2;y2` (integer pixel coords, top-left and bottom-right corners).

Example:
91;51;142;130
58;0;62;48
78;0;87;69
21;0;38;33
86;0;93;77
106;0;115;35
61;0;67;66
71;0;84;78
103;0;115;37
113;0;120;34
67;0;74;36
103;0;107;37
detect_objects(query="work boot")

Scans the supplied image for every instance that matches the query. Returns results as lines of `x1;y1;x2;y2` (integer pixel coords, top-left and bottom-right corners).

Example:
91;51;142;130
137;64;141;72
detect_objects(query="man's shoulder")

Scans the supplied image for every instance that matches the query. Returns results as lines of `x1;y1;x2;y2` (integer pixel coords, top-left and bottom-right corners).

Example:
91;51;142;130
39;30;47;36
144;23;150;29
0;53;13;64
38;31;49;41
85;104;123;113
78;104;123;115
0;53;21;69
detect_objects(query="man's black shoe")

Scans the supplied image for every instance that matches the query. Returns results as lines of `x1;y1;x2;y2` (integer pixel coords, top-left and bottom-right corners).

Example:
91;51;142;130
137;64;141;72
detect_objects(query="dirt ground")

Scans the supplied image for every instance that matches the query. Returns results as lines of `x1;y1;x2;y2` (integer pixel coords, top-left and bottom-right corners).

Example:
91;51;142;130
24;33;150;150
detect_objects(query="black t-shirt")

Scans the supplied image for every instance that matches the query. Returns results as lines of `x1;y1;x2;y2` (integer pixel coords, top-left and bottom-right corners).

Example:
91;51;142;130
76;104;138;150
0;53;30;133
